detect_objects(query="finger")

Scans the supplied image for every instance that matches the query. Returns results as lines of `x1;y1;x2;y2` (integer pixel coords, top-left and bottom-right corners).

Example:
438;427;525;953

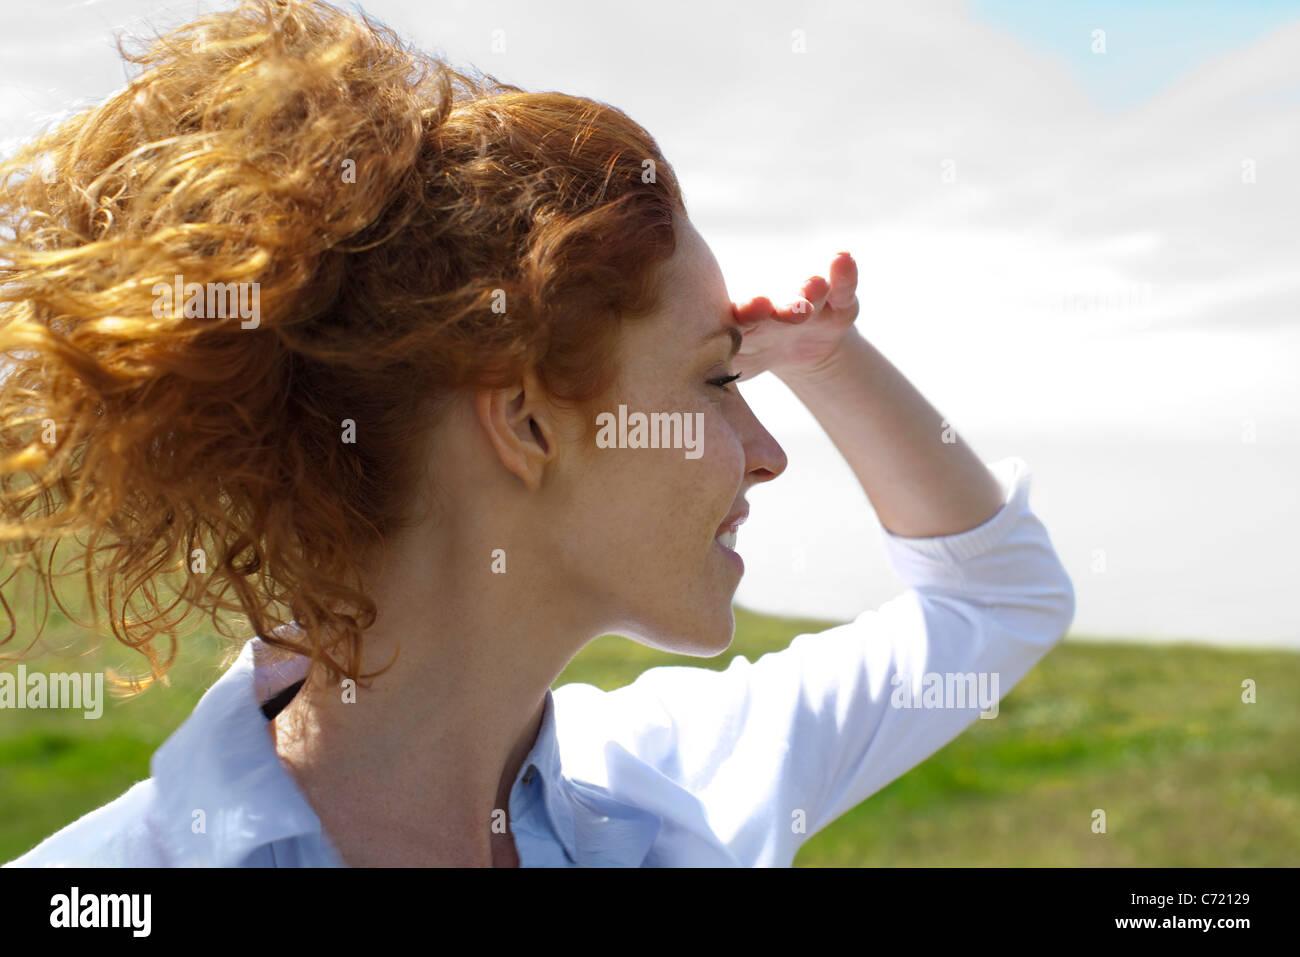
734;293;812;325
779;296;815;322
732;295;774;324
799;275;831;314
826;252;857;310
760;288;815;322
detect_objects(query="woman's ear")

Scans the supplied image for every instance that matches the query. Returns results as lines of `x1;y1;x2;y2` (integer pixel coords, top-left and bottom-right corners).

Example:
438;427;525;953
474;370;556;492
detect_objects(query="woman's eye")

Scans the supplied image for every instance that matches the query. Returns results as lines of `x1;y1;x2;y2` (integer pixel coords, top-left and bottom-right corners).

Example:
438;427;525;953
709;372;742;392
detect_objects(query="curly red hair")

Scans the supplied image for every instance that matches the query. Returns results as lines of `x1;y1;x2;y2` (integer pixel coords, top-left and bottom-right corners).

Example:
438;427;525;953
0;0;686;692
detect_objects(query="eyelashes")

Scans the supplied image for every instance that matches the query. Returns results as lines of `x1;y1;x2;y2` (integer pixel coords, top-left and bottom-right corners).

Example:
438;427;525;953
709;372;742;392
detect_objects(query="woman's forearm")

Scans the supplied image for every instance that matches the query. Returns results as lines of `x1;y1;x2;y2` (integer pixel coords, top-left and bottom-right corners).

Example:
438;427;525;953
774;326;1005;539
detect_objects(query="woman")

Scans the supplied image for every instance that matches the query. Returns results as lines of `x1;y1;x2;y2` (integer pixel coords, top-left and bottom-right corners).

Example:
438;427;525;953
1;0;1074;867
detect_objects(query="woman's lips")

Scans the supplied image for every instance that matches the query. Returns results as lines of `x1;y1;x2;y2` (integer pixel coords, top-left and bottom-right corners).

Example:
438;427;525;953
714;504;748;573
714;506;749;538
714;536;744;573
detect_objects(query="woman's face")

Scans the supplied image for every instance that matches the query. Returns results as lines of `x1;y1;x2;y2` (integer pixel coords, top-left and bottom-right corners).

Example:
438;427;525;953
553;216;788;655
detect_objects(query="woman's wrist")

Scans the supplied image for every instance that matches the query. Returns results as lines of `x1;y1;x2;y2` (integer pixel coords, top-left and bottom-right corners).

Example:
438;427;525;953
771;325;870;395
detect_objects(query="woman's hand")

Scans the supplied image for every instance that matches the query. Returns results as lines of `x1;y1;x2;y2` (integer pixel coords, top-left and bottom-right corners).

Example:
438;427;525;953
735;249;1006;539
730;251;860;384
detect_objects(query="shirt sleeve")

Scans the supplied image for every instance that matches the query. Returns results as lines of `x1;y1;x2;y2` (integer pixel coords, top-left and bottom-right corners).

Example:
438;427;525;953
556;456;1076;865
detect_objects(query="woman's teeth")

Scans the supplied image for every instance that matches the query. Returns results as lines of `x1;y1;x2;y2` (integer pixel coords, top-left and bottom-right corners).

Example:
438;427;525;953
716;530;738;550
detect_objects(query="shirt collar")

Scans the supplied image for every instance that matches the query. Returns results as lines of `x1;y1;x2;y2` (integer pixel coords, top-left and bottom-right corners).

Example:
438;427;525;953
515;684;580;862
512;687;660;866
523;689;661;865
149;629;658;867
149;634;329;866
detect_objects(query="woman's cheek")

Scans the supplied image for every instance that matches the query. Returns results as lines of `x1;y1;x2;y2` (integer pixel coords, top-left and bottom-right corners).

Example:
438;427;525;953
710;415;745;475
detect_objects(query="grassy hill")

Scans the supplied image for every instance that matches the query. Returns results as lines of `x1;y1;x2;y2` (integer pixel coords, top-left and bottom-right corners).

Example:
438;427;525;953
2;598;1297;865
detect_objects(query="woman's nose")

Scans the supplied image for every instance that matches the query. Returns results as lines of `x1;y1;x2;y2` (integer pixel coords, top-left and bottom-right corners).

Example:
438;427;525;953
744;413;787;485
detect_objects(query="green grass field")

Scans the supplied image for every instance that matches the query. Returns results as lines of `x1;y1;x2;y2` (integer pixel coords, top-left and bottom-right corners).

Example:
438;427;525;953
2;600;1297;865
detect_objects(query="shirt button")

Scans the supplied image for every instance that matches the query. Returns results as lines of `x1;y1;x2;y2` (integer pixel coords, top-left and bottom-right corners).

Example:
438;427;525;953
522;766;535;784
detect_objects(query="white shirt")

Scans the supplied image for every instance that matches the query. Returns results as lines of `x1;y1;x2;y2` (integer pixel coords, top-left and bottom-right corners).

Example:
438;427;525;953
5;455;1074;867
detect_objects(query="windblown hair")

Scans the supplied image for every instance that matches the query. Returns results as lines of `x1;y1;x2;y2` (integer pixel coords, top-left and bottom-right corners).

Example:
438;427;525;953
0;0;686;692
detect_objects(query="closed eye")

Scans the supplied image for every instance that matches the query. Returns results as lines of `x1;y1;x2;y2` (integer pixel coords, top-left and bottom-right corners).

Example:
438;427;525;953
709;373;742;391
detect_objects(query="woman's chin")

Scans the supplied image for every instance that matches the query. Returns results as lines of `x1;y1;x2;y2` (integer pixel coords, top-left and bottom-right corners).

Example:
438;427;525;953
673;615;737;658
626;616;735;658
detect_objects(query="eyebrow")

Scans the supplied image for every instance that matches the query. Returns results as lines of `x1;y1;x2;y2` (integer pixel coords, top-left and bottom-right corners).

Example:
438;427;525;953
701;325;743;359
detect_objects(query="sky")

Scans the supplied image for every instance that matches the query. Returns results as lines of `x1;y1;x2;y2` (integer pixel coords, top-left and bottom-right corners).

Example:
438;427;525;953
972;0;1300;110
2;1;1298;645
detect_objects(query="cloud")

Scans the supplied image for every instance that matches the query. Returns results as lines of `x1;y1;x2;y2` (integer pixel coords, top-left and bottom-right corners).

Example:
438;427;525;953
2;0;1296;435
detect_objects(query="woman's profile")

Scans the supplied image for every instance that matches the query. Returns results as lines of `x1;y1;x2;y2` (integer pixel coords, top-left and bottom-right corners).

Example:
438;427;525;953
0;0;1074;867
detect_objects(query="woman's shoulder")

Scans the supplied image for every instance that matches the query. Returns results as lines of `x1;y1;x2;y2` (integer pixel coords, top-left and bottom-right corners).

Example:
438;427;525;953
4;779;165;868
